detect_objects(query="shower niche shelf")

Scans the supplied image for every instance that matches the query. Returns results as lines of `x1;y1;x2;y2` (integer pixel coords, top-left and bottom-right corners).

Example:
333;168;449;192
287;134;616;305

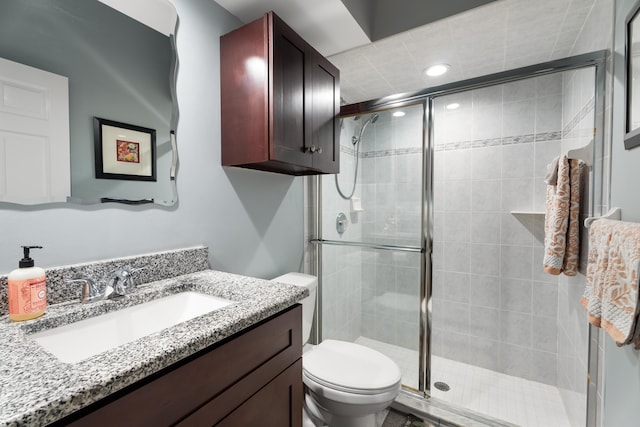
220;11;340;176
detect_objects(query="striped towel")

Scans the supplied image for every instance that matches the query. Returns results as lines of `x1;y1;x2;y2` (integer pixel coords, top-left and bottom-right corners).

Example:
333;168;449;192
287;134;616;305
543;154;586;276
581;219;640;347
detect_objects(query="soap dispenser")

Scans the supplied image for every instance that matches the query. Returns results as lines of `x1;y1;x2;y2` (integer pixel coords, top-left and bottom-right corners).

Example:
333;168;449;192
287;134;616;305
8;246;46;321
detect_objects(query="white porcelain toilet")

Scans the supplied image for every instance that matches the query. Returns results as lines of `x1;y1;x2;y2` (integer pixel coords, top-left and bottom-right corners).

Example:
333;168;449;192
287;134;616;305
272;273;402;427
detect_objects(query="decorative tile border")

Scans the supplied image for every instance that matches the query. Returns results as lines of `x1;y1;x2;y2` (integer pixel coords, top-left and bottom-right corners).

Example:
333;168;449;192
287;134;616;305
341;145;423;158
339;95;594;158
563;96;594;136
433;131;561;152
537;131;563;142
471;138;501;148
503;134;535;145
361;147;423;158
340;145;356;157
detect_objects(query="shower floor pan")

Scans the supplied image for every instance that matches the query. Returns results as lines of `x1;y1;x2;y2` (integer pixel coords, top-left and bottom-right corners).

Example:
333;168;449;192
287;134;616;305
355;336;571;427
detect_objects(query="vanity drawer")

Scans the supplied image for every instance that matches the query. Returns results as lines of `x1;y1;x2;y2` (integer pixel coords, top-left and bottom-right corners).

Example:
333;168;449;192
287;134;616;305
61;304;302;426
179;359;303;426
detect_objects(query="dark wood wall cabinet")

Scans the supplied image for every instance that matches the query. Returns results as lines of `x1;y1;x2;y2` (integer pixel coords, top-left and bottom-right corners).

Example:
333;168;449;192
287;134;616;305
54;305;303;427
220;11;340;175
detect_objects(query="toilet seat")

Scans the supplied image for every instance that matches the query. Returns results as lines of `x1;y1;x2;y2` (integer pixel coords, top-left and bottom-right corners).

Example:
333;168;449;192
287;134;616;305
303;340;401;396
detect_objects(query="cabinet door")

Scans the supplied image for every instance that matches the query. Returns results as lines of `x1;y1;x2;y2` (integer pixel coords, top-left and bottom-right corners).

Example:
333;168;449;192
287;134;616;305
271;14;311;168
308;51;339;174
217;360;303;427
220;16;269;167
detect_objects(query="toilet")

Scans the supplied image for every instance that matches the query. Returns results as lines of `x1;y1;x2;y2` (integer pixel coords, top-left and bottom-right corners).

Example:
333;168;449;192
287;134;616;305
272;273;402;427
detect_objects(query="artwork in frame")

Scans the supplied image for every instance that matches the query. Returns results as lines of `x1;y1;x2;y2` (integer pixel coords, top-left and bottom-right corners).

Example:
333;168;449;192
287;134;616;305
625;1;640;149
93;117;156;181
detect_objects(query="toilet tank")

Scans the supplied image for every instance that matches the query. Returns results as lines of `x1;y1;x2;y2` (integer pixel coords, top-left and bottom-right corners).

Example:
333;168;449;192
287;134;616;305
271;272;317;344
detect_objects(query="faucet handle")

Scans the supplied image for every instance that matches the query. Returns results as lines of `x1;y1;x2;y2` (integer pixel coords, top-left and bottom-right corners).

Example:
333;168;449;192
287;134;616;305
128;265;147;276
65;276;103;303
108;265;146;296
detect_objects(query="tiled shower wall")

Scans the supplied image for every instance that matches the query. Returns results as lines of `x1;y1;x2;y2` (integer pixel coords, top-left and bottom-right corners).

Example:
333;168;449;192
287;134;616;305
431;74;566;385
320;106;424;347
320;118;363;342
556;67;596;427
359;106;423;350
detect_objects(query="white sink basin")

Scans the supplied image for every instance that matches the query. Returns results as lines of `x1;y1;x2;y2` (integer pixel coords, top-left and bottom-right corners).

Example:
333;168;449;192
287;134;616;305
30;291;234;363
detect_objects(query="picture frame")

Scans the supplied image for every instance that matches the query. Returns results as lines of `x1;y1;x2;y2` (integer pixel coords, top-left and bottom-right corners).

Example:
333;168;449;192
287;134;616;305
94;117;156;181
624;1;640;149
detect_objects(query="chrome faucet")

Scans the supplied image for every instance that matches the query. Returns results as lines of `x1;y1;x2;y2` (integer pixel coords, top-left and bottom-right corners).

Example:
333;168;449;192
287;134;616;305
65;266;146;303
107;266;146;297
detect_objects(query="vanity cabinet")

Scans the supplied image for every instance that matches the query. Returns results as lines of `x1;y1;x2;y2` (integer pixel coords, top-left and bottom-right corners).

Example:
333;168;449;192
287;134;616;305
56;304;302;427
220;11;340;175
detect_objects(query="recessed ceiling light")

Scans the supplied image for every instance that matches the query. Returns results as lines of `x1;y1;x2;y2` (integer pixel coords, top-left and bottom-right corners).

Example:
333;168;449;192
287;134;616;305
424;64;450;77
446;103;460;110
392;111;406;117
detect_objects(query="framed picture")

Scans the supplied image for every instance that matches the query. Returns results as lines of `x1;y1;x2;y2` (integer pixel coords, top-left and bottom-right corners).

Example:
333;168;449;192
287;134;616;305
625;1;640;149
93;117;156;181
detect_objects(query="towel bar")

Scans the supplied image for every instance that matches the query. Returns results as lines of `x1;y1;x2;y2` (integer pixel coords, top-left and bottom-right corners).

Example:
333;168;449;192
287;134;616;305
567;139;593;166
584;207;622;228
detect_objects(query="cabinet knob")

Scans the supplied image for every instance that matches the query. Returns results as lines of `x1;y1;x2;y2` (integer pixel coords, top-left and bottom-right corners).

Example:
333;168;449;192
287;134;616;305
305;145;322;154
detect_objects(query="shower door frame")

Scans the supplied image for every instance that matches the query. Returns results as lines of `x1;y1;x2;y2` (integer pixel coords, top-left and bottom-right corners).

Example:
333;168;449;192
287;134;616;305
311;49;608;426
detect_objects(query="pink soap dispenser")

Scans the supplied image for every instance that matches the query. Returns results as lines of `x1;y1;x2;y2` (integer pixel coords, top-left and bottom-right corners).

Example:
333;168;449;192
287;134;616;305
8;246;46;321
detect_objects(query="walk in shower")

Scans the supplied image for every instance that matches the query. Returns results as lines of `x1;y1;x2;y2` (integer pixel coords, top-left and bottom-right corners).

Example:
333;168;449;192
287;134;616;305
311;52;606;427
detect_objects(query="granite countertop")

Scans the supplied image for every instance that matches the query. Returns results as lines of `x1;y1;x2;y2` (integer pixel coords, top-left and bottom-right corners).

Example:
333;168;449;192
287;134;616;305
0;269;307;426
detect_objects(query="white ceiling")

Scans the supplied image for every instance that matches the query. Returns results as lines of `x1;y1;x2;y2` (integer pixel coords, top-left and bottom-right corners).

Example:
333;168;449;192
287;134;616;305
214;0;371;56
215;0;602;104
99;0;177;36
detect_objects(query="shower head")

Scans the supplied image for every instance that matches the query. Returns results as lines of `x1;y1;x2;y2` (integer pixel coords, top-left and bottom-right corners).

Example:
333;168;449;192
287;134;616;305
351;113;379;145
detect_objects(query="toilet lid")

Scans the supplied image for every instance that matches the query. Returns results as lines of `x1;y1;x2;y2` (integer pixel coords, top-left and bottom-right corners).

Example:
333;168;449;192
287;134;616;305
303;340;401;394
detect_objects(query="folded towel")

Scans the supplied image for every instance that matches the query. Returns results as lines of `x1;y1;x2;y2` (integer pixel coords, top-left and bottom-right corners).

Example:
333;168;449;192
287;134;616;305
581;218;640;347
543;155;586;276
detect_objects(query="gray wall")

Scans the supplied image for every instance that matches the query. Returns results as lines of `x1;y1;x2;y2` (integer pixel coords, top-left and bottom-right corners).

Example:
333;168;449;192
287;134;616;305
0;0;304;279
605;0;640;426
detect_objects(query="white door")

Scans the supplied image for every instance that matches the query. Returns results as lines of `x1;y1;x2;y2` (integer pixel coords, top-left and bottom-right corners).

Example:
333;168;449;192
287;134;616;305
0;57;70;204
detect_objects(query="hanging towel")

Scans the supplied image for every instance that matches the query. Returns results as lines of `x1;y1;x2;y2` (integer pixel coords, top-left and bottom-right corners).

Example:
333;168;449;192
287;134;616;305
543;154;586;276
581;218;640;347
544;155;560;185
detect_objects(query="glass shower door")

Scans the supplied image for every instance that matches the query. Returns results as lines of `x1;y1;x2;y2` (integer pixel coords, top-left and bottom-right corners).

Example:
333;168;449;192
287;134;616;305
430;68;596;427
318;103;425;390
